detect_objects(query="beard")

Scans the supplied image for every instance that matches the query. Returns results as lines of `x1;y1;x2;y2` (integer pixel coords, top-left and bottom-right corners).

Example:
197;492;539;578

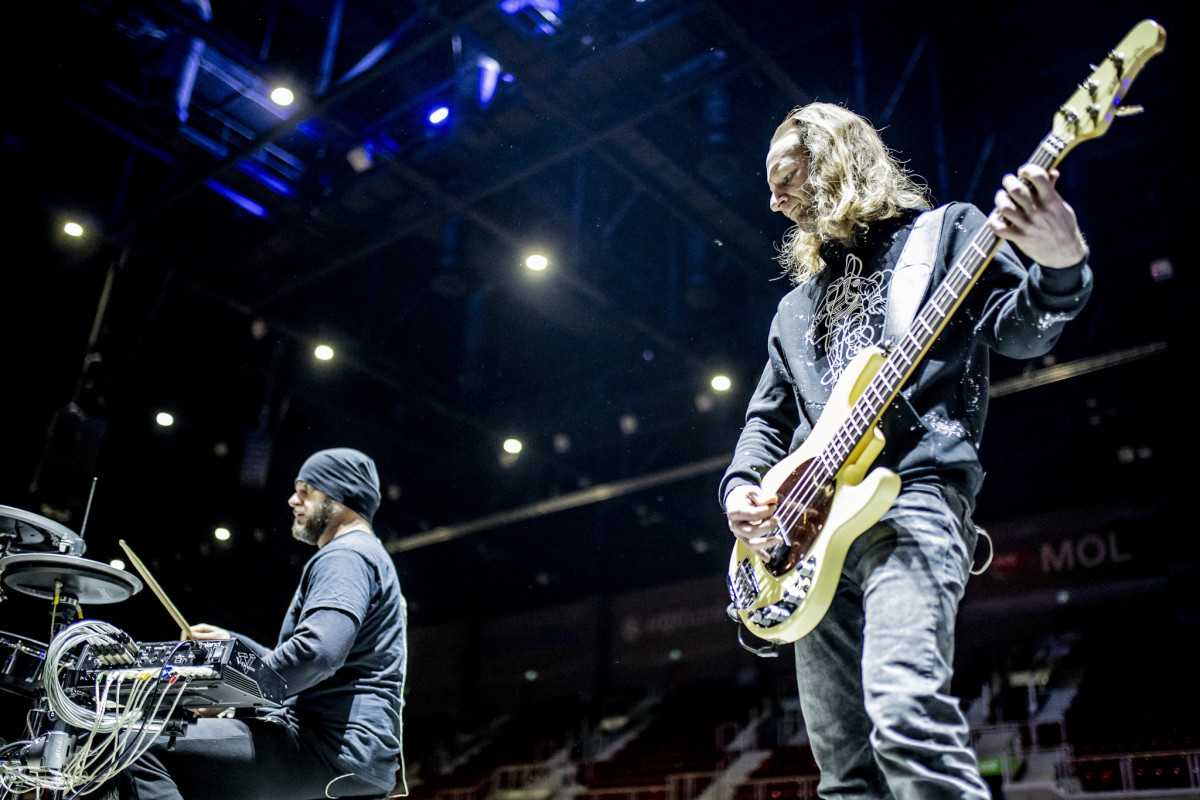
292;496;336;545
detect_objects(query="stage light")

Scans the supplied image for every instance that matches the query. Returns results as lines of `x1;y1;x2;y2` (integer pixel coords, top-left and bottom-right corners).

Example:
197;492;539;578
347;143;374;173
524;669;539;681
155;412;175;427
205;179;267;217
428;105;451;125
499;0;562;36
270;87;295;106
214;527;231;541
711;375;731;392
503;438;523;454
63;222;84;237
109;559;126;570
477;56;501;106
525;254;548;271
314;344;334;361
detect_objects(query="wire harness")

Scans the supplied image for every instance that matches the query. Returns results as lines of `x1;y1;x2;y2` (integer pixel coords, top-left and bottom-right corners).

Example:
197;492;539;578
0;620;190;797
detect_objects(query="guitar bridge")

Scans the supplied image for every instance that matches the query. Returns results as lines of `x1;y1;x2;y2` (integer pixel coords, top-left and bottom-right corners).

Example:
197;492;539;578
727;558;761;610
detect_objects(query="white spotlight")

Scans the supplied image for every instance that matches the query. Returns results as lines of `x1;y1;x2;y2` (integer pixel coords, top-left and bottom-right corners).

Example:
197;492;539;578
711;375;732;392
270;87;295;106
314;344;334;361
214;527;231;541
525;254;548;271
64;222;84;237
503;438;523;454
155;412;175;427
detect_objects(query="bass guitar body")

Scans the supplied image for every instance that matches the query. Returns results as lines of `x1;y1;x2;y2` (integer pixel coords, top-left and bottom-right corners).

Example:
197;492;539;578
727;346;902;644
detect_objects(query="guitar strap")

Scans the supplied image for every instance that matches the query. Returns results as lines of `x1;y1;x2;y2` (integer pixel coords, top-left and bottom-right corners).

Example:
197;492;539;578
882;204;950;344
881;204;994;577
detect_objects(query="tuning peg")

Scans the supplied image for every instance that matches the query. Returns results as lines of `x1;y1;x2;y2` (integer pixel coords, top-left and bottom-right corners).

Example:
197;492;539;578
1058;105;1080;125
1107;50;1126;76
1113;105;1145;117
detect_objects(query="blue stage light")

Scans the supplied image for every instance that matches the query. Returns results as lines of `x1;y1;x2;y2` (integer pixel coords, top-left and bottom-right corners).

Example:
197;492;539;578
205;179;267;217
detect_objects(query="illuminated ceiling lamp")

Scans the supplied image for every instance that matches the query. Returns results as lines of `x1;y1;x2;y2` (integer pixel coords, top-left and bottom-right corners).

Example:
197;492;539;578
498;0;563;36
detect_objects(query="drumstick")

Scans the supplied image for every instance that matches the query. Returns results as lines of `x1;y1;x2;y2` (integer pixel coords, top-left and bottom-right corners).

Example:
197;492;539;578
118;539;193;639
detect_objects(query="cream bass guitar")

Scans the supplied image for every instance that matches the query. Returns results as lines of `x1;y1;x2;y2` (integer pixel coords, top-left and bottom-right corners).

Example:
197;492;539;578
727;19;1165;646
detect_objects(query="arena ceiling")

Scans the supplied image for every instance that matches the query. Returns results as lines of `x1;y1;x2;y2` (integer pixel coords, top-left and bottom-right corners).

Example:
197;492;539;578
2;0;1191;643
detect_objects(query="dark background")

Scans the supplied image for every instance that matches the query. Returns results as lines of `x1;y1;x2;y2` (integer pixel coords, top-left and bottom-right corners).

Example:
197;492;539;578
2;0;1194;739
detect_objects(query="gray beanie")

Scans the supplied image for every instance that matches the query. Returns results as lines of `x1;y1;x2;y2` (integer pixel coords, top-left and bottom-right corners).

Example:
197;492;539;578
296;448;381;523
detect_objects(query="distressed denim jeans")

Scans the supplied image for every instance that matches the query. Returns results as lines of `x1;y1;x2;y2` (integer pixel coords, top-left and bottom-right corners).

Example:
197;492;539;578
793;481;990;800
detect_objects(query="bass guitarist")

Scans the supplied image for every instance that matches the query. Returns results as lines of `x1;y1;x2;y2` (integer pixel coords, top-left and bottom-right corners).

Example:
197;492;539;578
721;102;1091;799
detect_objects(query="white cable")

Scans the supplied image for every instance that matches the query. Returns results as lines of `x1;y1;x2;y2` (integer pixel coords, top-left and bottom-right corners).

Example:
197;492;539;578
0;620;190;796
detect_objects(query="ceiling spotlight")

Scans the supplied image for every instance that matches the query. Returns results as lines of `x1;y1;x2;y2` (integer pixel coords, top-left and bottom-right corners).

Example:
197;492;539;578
109;559;126;570
214;527;231;541
63;221;84;237
428;105;451;125
270;87;295;106
503;438;523;454
525;253;548;271
346;144;374;173
711;375;732;392
155;412;175;427
314;344;334;361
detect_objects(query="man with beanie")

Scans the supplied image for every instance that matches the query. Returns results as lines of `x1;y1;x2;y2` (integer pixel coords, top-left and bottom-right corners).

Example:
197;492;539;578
119;448;407;800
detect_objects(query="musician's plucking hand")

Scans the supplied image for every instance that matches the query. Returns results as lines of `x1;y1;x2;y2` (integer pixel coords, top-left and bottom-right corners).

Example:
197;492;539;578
724;484;781;558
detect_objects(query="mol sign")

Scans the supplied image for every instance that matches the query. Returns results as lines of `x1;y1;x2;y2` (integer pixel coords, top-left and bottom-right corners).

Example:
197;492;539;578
1040;532;1133;574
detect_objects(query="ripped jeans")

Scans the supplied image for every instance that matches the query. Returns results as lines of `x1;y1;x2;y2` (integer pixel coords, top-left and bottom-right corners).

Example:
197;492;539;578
793;481;990;800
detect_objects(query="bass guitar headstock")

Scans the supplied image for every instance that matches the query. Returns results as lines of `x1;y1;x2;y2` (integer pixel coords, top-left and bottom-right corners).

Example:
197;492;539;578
1049;19;1166;162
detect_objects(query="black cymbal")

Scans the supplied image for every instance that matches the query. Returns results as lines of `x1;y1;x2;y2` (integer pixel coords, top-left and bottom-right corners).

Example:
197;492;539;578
0;505;86;556
0;553;142;604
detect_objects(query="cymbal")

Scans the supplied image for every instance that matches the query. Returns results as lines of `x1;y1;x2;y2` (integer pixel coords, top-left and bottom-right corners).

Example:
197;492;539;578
0;505;86;556
0;553;142;604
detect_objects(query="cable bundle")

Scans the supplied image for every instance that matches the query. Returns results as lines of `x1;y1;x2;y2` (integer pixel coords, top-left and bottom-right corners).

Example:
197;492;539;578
0;620;190;797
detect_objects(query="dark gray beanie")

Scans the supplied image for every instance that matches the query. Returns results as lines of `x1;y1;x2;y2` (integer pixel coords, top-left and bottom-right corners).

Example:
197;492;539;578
296;448;381;523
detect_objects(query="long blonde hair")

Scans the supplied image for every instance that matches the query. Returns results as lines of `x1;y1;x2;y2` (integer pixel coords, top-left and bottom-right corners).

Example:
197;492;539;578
773;103;931;284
